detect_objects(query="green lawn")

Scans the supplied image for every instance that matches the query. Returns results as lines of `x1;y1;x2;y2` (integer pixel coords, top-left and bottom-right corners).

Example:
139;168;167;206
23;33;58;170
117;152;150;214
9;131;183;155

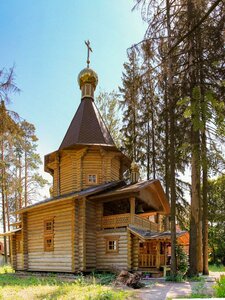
0;266;132;300
208;264;225;272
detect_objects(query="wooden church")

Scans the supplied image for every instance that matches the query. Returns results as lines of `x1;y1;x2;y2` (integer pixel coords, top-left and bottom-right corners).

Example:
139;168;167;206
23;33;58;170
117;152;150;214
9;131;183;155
3;45;188;274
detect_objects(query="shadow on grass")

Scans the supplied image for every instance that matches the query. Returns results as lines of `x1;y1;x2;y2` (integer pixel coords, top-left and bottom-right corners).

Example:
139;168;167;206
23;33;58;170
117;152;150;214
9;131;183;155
0;274;67;287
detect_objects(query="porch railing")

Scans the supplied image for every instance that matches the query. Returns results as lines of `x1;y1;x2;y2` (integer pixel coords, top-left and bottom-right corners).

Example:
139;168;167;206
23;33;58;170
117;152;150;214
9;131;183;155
134;215;160;231
101;213;160;232
139;254;166;268
139;254;157;267
101;213;131;229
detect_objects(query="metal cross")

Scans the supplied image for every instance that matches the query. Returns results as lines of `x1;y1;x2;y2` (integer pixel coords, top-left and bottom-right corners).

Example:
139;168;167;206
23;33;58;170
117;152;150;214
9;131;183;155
85;40;92;68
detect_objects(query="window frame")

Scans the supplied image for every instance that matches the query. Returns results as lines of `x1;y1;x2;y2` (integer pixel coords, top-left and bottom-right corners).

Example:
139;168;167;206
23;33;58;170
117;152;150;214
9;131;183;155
44;235;54;252
105;236;119;254
87;174;98;185
44;218;54;252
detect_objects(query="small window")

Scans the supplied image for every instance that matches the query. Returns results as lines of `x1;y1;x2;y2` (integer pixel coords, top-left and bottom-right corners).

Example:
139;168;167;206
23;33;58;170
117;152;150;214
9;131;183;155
44;218;54;252
108;240;117;251
44;219;54;233
44;236;54;252
87;174;97;184
105;236;119;254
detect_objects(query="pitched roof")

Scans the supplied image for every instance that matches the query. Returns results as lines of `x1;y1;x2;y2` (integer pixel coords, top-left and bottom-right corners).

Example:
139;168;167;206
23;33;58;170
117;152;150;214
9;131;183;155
15;181;125;214
128;225;188;241
90;179;170;214
59;97;115;150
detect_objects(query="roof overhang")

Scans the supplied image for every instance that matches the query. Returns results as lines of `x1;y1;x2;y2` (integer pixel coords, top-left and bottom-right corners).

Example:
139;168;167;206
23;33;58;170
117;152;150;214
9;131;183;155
0;228;21;236
90;179;170;215
14;181;125;214
128;226;189;242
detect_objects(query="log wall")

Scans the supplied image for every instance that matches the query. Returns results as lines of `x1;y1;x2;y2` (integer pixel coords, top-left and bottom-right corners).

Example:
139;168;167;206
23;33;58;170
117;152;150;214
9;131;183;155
96;229;128;271
48;147;122;197
85;200;97;270
131;234;139;270
26;200;74;272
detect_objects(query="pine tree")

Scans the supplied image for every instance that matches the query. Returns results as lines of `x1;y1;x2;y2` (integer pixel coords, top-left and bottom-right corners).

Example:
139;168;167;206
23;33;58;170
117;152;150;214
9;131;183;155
95;90;122;148
119;49;142;163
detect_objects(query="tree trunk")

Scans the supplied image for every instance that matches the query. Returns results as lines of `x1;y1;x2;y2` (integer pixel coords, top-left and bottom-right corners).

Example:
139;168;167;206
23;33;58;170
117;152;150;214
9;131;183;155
166;0;177;276
1;140;8;263
189;126;201;276
24;150;28;207
202;129;209;275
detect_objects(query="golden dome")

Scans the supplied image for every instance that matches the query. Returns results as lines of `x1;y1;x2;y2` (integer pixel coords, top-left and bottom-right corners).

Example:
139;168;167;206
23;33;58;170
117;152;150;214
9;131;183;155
78;67;98;90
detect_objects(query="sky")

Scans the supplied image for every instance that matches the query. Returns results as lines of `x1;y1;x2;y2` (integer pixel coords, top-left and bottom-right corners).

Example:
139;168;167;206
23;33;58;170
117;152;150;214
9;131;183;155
1;0;147;194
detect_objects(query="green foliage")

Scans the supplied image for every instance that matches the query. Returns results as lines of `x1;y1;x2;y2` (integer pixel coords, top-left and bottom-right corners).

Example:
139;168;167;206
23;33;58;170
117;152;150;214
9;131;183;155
214;275;225;297
95;90;122;148
209;264;225;272
208;175;225;265
93;272;116;285
0;270;131;300
191;279;207;298
0;265;14;274
176;244;188;277
166;244;188;282
166;274;184;282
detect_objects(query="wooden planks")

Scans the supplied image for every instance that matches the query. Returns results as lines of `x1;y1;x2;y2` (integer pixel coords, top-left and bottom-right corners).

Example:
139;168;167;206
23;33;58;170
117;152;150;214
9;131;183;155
26;200;74;272
96;230;128;271
85;200;96;270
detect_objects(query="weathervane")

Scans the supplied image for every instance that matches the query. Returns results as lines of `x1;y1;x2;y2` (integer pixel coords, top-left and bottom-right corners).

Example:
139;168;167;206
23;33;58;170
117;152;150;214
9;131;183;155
85;40;92;68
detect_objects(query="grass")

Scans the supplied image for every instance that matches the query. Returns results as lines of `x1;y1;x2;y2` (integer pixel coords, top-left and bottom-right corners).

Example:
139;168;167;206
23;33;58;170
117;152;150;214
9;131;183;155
0;266;132;300
214;274;225;297
209;264;225;272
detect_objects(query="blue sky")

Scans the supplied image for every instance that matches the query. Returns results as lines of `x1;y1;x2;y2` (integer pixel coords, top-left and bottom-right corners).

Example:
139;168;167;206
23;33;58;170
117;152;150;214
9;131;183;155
1;0;146;189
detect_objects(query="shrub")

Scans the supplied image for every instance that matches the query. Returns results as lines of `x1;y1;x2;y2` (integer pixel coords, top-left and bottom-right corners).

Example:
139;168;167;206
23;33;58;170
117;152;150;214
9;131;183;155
214;275;225;297
176;244;188;277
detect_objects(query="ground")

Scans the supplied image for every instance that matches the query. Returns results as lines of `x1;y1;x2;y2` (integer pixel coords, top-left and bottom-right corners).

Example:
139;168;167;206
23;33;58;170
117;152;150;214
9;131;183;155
0;266;224;300
137;271;225;300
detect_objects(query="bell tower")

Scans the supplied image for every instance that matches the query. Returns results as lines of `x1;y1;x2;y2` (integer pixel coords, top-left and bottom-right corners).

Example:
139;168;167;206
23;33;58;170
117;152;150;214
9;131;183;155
44;42;130;197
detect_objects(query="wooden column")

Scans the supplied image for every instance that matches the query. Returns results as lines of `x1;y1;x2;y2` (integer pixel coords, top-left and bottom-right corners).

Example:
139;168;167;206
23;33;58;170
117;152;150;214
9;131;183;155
56;153;61;196
129;197;135;224
156;241;160;268
71;202;75;272
11;235;17;270
79;148;88;190
132;235;139;271
22;212;28;270
127;231;131;270
80;198;86;271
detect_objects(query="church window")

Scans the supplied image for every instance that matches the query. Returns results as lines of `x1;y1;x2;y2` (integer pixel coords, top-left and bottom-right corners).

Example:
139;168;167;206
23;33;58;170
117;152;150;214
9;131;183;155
87;174;97;184
44;218;54;251
44;236;54;252
44;219;54;234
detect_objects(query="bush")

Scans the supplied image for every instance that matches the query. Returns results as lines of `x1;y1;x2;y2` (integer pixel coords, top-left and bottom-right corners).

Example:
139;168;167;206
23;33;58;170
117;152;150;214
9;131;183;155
214;275;225;297
166;244;188;282
176;244;188;277
0;265;14;274
166;274;184;282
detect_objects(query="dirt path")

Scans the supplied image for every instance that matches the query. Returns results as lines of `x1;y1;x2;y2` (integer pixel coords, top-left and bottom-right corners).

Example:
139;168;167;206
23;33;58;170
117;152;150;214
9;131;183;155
136;281;192;300
134;271;224;300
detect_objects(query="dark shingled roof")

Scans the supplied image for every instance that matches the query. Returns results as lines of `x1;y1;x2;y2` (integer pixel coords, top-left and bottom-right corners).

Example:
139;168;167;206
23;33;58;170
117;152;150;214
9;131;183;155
15;181;125;214
59;97;115;150
128;225;188;240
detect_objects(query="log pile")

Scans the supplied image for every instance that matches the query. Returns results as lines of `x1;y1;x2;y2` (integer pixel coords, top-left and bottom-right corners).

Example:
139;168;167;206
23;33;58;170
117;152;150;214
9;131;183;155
115;270;144;289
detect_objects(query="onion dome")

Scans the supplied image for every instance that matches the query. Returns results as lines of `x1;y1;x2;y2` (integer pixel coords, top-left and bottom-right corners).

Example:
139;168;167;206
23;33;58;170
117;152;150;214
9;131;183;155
78;67;98;90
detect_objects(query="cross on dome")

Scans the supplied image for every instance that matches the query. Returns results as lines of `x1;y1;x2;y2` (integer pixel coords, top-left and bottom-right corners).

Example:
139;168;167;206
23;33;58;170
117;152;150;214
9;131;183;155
85;40;92;68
